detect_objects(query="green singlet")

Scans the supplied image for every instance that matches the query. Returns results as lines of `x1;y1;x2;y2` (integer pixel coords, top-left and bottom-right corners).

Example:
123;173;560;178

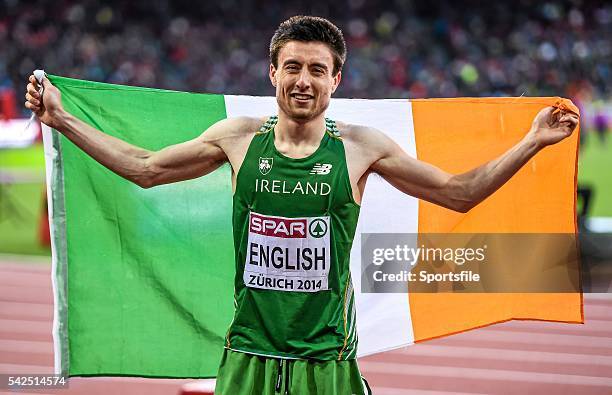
226;116;361;361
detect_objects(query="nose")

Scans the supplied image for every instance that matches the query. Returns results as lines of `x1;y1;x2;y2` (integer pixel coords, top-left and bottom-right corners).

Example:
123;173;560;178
295;69;311;91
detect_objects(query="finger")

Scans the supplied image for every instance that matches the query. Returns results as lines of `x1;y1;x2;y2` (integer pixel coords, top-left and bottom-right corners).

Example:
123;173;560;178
26;83;39;97
563;116;578;128
539;106;555;124
41;78;52;89
560;119;577;135
559;113;578;128
550;107;562;126
25;101;41;113
540;106;554;118
534;107;552;128
29;75;41;90
25;92;40;106
567;113;579;125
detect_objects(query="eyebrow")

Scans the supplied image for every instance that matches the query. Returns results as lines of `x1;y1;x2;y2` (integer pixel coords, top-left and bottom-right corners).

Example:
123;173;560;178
282;59;329;70
310;62;329;70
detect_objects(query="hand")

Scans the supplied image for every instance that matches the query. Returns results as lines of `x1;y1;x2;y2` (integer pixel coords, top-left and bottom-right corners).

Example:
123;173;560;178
24;75;65;129
527;106;579;149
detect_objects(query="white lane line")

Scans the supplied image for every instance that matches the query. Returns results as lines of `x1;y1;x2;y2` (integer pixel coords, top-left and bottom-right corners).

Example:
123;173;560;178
0;302;52;319
431;328;612;348
491;319;610;332
0;262;50;272
386;344;612;366
0;319;51;335
0;272;51;288
359;361;612;387
0;362;53;373
0;287;52;305
0;339;52;354
374;387;486;395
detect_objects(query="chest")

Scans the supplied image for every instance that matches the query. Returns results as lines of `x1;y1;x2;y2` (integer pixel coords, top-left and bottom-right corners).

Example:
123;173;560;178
236;137;351;216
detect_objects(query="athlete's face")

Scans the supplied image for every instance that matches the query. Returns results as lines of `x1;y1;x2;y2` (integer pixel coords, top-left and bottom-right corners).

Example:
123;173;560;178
270;41;341;122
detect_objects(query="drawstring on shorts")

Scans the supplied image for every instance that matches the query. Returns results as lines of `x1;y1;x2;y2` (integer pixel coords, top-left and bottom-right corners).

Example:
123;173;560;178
275;358;290;394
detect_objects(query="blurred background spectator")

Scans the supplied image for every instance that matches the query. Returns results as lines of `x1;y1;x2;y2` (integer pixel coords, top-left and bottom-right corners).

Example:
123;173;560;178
0;0;610;258
1;0;610;107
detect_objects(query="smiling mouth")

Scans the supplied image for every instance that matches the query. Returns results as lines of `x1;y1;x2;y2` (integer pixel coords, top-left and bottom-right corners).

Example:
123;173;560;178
290;93;314;101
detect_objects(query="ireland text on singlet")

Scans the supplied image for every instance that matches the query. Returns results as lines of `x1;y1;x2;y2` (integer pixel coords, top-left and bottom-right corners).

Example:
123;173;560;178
227;116;360;360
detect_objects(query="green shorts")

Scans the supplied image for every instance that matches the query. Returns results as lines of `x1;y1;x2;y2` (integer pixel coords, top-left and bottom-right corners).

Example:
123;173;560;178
214;348;372;395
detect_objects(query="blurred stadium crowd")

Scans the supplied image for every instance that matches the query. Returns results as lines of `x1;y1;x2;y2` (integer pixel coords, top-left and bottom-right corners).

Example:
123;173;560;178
0;0;611;115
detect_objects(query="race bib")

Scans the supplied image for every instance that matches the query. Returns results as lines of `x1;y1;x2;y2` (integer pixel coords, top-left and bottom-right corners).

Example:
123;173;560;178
244;211;331;292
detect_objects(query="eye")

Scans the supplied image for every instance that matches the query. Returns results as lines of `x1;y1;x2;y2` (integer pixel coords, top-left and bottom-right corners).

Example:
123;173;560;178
286;64;299;72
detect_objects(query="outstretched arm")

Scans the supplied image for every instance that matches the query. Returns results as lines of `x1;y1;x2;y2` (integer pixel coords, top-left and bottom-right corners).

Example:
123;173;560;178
369;106;579;212
25;74;238;188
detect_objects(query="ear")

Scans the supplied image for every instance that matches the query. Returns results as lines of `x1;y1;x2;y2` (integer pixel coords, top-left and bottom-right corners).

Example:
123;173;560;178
330;71;342;94
269;63;277;87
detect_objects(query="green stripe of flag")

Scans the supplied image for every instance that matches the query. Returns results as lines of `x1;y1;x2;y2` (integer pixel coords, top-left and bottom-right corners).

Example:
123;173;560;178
48;75;235;378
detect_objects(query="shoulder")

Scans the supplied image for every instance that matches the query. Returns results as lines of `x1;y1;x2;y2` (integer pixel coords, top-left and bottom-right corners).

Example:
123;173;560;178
199;116;271;169
227;116;269;131
201;116;267;141
334;120;394;155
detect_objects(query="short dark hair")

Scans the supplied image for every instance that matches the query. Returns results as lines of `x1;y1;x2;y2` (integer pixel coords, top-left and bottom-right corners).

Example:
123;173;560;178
270;16;346;76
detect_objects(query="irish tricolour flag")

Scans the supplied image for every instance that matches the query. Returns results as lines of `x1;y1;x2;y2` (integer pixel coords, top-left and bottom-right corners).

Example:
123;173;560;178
43;75;582;378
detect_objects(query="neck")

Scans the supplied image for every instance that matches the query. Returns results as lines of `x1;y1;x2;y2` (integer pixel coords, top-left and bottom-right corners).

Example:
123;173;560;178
275;111;326;145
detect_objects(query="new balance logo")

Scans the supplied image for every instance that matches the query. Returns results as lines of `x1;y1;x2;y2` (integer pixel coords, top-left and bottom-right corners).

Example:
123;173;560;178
310;163;332;175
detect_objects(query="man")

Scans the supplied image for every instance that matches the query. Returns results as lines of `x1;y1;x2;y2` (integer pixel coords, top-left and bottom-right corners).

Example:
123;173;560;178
25;15;577;395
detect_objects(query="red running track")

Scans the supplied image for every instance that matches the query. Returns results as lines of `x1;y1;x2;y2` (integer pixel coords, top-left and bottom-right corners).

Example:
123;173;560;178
1;258;611;395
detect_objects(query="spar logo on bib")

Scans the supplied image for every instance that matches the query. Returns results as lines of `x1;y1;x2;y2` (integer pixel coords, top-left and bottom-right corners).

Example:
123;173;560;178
309;218;327;238
244;212;331;292
249;213;306;237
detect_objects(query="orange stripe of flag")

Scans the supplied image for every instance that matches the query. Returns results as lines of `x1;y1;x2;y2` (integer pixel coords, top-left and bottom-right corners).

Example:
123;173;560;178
410;97;582;342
